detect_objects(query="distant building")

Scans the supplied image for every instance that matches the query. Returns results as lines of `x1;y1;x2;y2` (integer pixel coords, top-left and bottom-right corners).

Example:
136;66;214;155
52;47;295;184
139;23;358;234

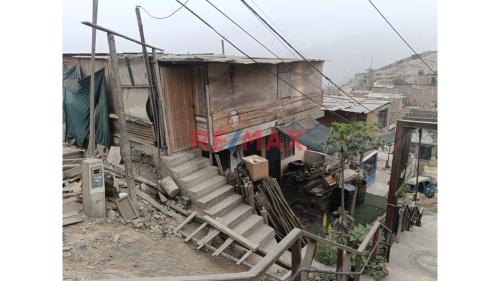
319;95;391;129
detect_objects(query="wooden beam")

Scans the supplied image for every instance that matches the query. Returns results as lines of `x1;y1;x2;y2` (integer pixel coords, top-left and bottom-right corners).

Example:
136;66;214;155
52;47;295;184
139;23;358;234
174;211;197;233
300;241;317;281
124;56;135;86
291;239;302;281
357;221;381;253
202;215;259;251
81;21;164;50
237;249;253;265
107;33;137;205
135;7;161;156
87;0;98;156
152;49;169;152
213;238;234;256
185;222;207;242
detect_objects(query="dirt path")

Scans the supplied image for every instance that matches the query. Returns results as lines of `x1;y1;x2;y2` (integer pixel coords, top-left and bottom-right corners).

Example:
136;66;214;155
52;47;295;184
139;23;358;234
63;219;245;280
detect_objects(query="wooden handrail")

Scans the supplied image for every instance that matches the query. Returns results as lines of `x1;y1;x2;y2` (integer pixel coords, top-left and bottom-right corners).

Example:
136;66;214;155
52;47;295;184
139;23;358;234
302;230;361;255
357;221;381;253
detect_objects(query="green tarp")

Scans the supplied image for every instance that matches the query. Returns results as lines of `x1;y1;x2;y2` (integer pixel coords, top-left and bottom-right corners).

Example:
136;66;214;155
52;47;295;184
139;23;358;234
63;66;112;148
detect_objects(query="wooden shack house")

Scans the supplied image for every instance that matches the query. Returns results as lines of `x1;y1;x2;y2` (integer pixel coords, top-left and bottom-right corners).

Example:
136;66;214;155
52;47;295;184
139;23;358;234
63;53;324;179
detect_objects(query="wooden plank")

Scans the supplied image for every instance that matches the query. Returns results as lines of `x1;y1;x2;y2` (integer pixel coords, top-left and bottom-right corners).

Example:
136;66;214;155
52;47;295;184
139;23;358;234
207;63;278;113
160;66;196;153
63;212;83;226
87;0;98;156
124;56;135;86
202;215;259;251
192;65;208;117
339;252;352;281
237;249;254;265
213;238;234;256
136;189;188;221
185;222;208;242
357;221;381;253
107;33;138;205
300;241;317;281
114;195;139;221
174;211;198;233
290;239;302;281
197;229;220;250
152;49;169;153
212;121;275;152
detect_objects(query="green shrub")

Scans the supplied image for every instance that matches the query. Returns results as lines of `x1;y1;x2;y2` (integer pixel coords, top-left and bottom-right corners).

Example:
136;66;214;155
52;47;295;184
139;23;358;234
314;243;337;266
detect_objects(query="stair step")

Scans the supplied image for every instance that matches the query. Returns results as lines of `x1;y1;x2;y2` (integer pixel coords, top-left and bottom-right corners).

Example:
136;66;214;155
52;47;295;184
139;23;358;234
188;176;227;200
179;166;218;189
219;204;253;228
161;150;200;168
245;224;275;247
170;158;210;178
205;195;242;217
232;214;263;237
195;185;234;209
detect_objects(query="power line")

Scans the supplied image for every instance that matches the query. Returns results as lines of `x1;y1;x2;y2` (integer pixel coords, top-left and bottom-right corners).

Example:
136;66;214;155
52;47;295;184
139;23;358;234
172;0;352;124
203;0;322;99
137;0;188;20
367;0;437;75
246;0;298;58
240;0;372;113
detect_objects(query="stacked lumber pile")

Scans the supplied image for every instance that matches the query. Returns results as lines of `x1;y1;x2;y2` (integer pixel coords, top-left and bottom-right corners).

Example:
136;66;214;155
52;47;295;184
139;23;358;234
254;178;304;241
110;114;156;147
63;145;84;161
62;145;84;225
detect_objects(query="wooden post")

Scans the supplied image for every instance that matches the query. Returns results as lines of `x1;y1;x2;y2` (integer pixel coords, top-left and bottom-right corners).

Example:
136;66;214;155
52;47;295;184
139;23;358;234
87;0;98;156
340;163;345;211
107;33;137;206
151;49;169;154
414;128;423;202
135;7;162;157
291;238;302;281
350;154;363;216
300;241;317;281
336;248;344;281
353;254;362;281
385;122;407;233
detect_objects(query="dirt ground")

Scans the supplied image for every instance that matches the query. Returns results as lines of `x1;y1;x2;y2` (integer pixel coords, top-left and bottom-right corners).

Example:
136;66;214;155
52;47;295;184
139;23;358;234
63;209;245;281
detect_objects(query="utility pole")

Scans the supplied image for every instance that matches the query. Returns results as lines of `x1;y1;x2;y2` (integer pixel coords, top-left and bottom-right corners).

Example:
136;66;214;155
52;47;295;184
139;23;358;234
221;39;225;55
88;0;98;156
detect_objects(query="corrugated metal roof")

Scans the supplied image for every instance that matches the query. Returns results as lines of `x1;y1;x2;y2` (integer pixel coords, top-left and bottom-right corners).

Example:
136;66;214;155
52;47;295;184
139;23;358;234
64;53;324;65
322;95;390;114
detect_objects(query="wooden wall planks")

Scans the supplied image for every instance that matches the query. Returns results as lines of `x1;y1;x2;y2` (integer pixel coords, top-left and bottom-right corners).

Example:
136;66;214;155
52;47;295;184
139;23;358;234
160;66;196;153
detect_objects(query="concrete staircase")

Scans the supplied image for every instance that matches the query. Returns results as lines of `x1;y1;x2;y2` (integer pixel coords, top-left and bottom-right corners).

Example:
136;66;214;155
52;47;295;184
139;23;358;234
161;150;279;265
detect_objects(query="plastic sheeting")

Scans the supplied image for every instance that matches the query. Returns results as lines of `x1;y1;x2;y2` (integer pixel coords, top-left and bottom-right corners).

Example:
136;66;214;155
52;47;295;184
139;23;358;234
63;66;112;148
277;117;330;153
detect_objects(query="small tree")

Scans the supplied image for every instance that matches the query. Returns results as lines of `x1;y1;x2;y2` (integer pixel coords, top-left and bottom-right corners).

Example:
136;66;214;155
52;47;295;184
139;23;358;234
324;121;385;219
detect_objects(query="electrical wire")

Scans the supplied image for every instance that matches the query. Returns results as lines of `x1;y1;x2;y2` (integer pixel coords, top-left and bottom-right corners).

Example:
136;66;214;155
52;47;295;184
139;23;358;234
240;0;372;113
367;0;437;75
173;0;353;124
137;0;189;20
203;0;323;100
247;0;299;58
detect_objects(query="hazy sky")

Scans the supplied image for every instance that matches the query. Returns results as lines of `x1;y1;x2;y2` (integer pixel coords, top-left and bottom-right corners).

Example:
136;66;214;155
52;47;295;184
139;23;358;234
63;0;437;83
